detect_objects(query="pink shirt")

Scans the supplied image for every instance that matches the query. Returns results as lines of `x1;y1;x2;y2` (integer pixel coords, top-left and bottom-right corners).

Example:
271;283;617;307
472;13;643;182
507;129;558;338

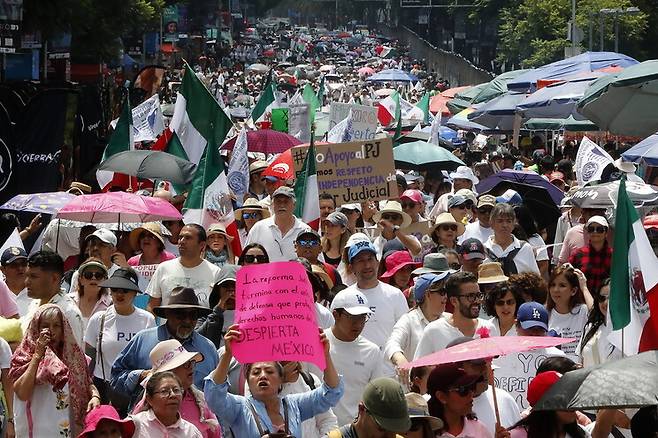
128;251;176;266
438;418;493;438
0;279;19;318
179;390;222;438
558;224;586;265
131;409;203;438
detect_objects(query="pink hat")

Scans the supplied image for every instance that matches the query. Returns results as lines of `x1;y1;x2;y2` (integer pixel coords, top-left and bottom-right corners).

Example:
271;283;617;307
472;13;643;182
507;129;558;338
400;189;424;204
380;250;421;279
78;405;135;438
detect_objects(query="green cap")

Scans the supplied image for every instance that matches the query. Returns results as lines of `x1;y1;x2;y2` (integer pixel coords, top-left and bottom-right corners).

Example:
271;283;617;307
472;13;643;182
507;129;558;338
362;377;411;433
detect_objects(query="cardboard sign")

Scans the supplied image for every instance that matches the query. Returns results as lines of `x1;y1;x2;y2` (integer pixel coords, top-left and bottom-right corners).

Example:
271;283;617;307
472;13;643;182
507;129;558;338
233;262;326;370
292;138;398;205
329;102;378;141
288;102;311;143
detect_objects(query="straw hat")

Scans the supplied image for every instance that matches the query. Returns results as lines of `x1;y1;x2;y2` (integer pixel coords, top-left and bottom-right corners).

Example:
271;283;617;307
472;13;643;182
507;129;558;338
312;264;334;289
405;393;444;431
235;197;270;219
149;339;204;373
207;223;234;241
372;200;412;228
430;212;465;236
477;262;509;284
129;222;165;251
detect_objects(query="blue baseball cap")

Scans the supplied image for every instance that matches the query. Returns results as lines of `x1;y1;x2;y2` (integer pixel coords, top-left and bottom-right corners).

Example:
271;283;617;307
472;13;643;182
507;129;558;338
1;246;27;266
348;240;377;263
496;189;523;206
517;301;549;331
414;272;452;302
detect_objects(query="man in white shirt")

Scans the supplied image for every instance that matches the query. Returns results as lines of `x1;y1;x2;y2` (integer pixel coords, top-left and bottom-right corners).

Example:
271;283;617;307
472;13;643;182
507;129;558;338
312;289;384;426
483;203;539;275
459;194;496;244
1;246;32;317
147;224;221;310
334;239;409;377
245;186;311;262
414;271;495;359
69;229;121;295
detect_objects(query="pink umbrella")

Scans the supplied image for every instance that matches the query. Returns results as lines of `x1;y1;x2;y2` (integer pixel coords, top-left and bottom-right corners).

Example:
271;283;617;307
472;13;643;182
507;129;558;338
358;66;375;77
56;191;182;224
222;129;303;154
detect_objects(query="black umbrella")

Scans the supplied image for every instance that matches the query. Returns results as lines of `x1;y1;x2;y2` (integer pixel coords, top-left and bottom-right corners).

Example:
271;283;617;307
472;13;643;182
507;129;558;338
534;351;658;411
98;150;197;185
484;181;560;231
570;180;658;209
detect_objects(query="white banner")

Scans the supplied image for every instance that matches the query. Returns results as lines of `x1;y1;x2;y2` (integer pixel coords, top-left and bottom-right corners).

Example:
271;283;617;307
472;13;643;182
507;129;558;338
227;128;249;206
288;103;311;143
111;94;165;143
329;102;377;141
575;136;613;187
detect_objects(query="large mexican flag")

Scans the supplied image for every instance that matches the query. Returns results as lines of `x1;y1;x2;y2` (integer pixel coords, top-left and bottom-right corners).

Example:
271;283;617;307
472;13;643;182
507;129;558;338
293;142;320;230
609;177;658;353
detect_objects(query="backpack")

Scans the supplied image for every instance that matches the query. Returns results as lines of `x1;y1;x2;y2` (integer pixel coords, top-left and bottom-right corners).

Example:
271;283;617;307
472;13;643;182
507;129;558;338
485;241;527;276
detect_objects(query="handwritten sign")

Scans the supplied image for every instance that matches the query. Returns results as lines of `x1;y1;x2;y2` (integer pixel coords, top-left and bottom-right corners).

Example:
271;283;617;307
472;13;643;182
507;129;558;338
329;103;378;141
233;262;326;370
292;138;398;205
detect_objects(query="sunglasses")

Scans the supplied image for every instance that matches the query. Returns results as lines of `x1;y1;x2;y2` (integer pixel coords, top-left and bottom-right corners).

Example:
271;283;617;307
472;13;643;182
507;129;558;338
587;226;607;234
243;254;268;263
495;298;516;306
450;382;477;397
242;212;261;220
297;239;320;248
381;213;402;222
82;271;107;280
440;224;458;232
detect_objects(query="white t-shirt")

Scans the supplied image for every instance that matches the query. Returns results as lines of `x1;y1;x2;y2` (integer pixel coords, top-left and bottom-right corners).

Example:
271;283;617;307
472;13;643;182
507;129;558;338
164;238;180;256
473;385;521;433
0;337;11;369
84;306;156;379
527;234;549;262
489;318;518;337
483;235;540;275
458;221;493;245
549;303;589;362
414;317;496;359
315;303;334;330
146;258;221;308
14;287;35;318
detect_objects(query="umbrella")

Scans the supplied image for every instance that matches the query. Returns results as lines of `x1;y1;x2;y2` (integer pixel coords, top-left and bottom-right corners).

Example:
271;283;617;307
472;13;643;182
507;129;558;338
97;150;197;185
374;88;395;97
246;63;269;74
393;141;465;171
367;69;418;83
261;149;294;180
1;192;76;214
467;92;529;131
621;132;658;165
570;180;658;209
476;170;565;205
445;108;492;132
516;78;594;120
56;192;182;223
319;64;335;73
533;351;658;411
471;69;529;105
508;51;639;92
577;60;658;137
358;66;375;77
446;83;489;114
523;116;599;132
222;129;303;154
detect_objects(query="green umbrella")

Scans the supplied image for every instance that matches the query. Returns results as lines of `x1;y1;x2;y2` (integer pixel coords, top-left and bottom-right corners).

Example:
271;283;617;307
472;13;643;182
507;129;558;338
447;83;488;114
471;69;529;104
393;140;465;171
577;60;658;137
524;115;599;132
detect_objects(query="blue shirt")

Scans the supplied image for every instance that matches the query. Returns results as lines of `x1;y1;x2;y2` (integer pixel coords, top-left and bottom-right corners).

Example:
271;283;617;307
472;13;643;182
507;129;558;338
110;324;219;395
204;376;344;438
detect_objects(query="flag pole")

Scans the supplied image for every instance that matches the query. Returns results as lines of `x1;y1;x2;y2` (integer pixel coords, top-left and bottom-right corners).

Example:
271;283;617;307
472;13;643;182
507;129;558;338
488;362;501;427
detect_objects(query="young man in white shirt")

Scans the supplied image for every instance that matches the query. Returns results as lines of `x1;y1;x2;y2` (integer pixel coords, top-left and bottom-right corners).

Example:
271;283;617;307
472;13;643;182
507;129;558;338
459;194;496;244
483;203;539;275
334;239;409;377
245;186;311;262
147;224;221;310
1;246;30;317
414;271;495;359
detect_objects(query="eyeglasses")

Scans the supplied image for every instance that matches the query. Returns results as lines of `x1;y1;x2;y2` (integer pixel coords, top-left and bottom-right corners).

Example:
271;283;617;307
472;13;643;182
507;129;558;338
82;271;107;280
169;310;199;321
381;213;402;222
181;359;196;369
587;226;607;234
401;202;417;209
429;288;447;296
338;310;370;323
495;298;516;306
297;239;320;248
477;207;493;215
440;224;458;232
153;386;183;398
599;294;609;302
458;292;484;302
449;382;476;397
243;212;261;220
243;254;268;263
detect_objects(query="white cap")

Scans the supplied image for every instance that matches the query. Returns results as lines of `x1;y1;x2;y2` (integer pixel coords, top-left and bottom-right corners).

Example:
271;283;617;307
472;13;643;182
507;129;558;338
346;232;370;248
86;229;117;247
330;289;372;315
449;166;479;185
586;215;609;228
338;203;362;213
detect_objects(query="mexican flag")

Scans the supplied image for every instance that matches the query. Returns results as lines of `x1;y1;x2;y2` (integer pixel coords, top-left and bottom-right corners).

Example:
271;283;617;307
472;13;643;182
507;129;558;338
250;83;277;123
415;92;432;124
97;97;138;191
293;142;320;230
609;177;658;353
303;84;321;123
377;92;400;126
171;64;241;255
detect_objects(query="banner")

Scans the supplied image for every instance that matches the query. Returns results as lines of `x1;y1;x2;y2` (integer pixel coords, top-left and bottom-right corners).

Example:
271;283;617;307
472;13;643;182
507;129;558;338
329;102;378;141
292;138;398;205
575;136;613;187
233;262;326;370
110;94;164;143
288;102;310;143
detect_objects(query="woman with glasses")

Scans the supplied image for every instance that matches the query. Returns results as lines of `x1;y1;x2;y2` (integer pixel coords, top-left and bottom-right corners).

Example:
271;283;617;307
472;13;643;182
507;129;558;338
484;283;522;336
130;371;203;437
237;243;270;266
73;257;111;330
235;198;270;246
85;268;155;415
431;213;464;252
427;363;501;438
567;216;612;296
385;272;452;384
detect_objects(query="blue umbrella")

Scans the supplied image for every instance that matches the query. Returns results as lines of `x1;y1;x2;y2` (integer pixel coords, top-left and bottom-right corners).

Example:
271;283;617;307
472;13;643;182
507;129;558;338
467;92;529;131
1;192;76;214
621;133;658;165
507;51;638;92
516;78;594;120
476;170;565;205
367;69;418;82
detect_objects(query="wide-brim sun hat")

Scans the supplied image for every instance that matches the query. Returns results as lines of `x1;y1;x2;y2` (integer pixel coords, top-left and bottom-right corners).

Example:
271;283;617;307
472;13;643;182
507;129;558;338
150;339;204;373
372;200;412;228
78;405;135;438
152;287;212;318
235;197;270;219
430;212;465;236
128;222;165;251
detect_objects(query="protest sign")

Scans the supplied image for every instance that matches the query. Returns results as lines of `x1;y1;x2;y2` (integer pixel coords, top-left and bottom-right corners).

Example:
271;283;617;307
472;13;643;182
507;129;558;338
575;136;613;187
288;102;311;143
233;261;326;370
271;108;289;133
291;138;398;205
329;102;378;141
110;94;164;142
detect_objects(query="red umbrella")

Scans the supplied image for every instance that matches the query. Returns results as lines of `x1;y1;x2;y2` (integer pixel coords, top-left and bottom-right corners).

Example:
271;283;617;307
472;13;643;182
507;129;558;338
358;66;375;77
261;149;294;180
222;129;303;154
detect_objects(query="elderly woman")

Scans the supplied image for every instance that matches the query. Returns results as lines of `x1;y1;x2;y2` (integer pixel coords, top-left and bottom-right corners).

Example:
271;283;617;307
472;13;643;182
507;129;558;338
205;223;236;268
72;257;112;330
205;324;344;437
131;371;203;437
127;222;175;291
11;304;100;437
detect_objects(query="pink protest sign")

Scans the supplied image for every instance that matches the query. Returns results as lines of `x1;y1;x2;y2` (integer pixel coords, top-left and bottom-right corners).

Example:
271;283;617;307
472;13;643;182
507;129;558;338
233;261;326;370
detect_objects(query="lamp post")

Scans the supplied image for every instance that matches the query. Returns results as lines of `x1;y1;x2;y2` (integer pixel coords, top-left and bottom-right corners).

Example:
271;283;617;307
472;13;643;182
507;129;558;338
599;7;640;52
